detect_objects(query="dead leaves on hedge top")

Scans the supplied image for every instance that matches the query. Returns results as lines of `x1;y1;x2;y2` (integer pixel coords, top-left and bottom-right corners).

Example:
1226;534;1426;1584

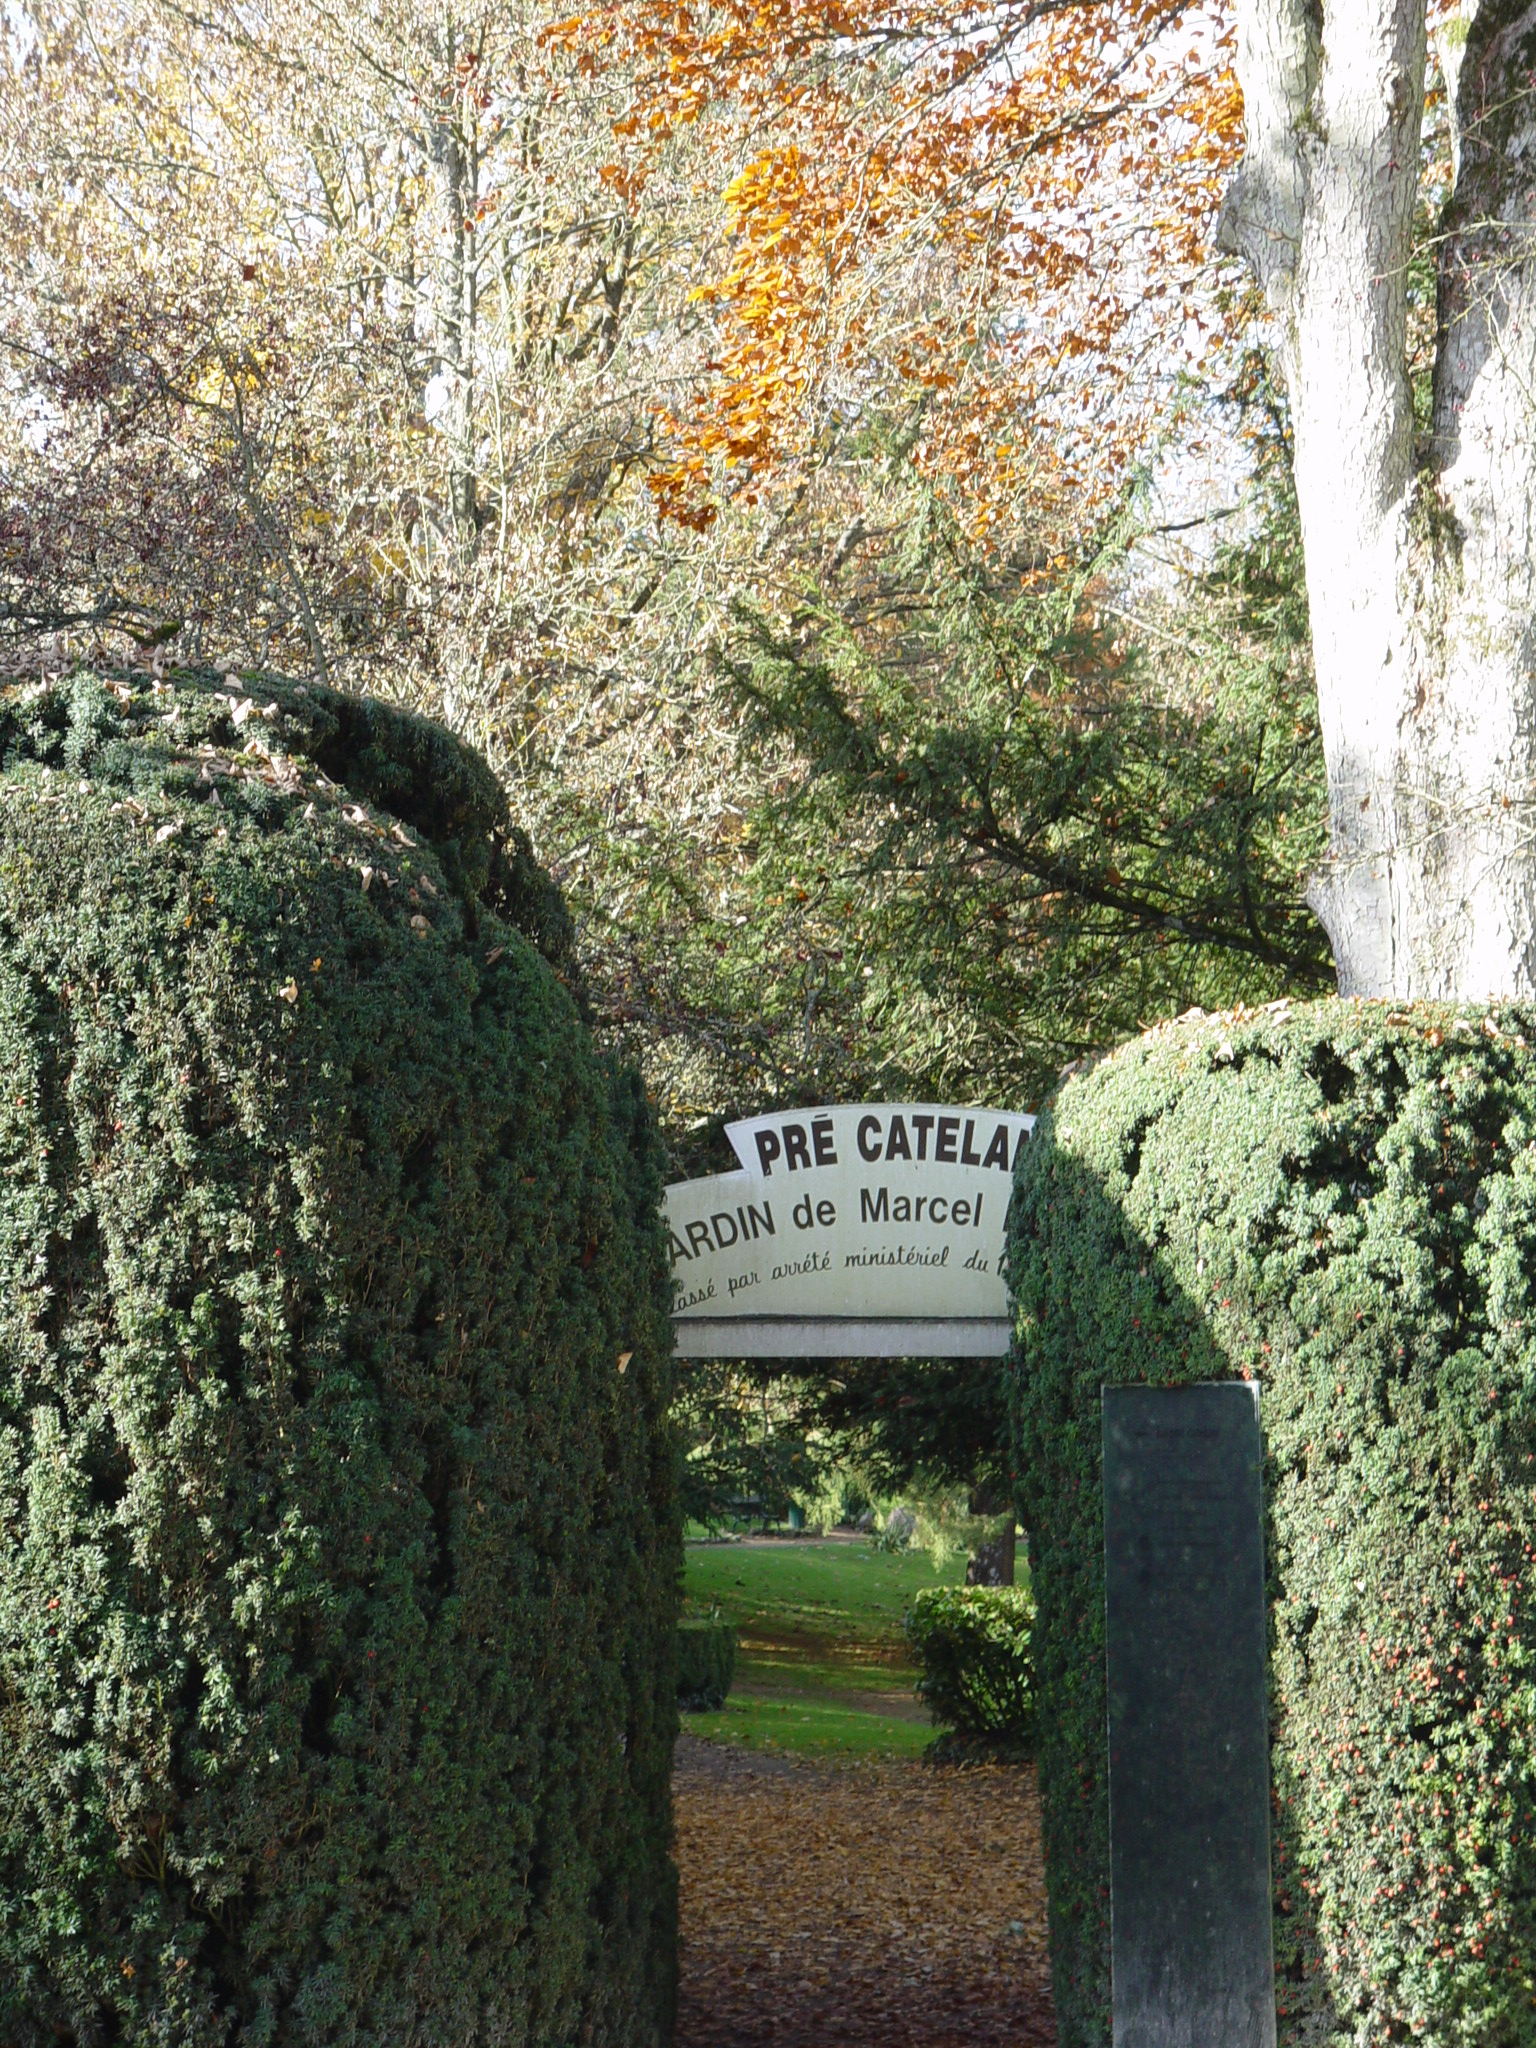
0;669;459;950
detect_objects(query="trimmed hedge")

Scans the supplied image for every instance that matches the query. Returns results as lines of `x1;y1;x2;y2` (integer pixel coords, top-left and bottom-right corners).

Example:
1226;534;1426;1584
904;1585;1034;1741
1007;1000;1536;2048
676;1621;737;1711
0;668;679;2047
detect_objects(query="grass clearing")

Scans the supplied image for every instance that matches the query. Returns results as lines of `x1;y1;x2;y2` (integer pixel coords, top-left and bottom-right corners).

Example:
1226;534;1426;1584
680;1536;966;1760
684;1692;939;1760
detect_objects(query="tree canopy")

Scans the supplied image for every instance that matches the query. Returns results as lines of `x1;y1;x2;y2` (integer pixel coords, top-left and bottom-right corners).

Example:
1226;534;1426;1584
0;0;1330;1140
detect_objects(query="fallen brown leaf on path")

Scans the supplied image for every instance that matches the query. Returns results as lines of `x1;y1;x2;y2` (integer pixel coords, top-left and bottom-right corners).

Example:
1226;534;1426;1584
675;1735;1056;2047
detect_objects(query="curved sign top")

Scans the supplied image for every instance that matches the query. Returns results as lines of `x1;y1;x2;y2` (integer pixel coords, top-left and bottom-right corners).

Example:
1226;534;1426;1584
664;1103;1033;1357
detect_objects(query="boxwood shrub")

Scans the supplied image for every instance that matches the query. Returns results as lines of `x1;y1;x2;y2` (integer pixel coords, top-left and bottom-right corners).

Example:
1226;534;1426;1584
676;1621;737;1711
1008;1000;1536;2048
0;668;679;2047
904;1585;1034;1742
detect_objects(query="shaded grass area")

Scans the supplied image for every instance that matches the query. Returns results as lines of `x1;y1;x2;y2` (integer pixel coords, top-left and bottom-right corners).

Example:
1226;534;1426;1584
681;1538;966;1759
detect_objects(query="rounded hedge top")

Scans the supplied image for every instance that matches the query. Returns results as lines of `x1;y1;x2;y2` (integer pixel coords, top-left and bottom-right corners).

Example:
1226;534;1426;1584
1009;999;1536;2048
0;668;678;2047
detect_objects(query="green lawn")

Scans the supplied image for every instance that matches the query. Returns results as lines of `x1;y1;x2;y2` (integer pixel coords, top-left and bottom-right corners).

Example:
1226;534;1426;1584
680;1537;965;1760
683;1691;939;1759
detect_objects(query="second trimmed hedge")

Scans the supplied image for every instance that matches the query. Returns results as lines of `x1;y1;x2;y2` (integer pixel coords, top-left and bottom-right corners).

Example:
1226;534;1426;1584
1008;1001;1536;2048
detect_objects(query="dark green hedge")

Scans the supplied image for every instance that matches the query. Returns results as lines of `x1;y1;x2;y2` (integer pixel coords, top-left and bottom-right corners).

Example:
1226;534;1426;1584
905;1585;1034;1741
0;668;679;2047
1008;1000;1536;2048
676;1621;737;1711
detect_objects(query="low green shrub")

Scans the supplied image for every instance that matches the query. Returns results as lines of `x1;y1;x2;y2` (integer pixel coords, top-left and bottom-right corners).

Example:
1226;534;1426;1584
677;1621;737;1710
1008;1000;1536;2048
0;667;679;2047
905;1585;1034;1740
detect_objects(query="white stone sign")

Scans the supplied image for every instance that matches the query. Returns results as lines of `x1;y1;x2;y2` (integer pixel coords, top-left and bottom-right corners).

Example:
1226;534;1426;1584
664;1102;1033;1357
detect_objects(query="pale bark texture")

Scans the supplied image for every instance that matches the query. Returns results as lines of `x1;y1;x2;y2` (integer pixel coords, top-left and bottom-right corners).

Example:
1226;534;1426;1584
430;51;481;549
1222;0;1536;998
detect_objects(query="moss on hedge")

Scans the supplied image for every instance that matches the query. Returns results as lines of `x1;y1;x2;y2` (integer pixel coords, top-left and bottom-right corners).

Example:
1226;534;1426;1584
1008;1000;1536;2048
0;667;679;2047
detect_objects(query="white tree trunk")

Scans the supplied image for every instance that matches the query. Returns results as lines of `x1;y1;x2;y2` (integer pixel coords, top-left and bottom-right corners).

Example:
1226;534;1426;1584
1222;0;1536;998
429;43;480;550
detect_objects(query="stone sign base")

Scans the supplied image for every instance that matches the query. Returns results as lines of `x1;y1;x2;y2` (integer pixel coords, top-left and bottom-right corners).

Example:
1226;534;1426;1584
1102;1381;1275;2048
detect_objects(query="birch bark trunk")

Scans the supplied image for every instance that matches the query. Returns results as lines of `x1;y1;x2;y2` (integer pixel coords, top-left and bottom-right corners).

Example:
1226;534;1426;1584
429;31;481;551
1221;0;1536;997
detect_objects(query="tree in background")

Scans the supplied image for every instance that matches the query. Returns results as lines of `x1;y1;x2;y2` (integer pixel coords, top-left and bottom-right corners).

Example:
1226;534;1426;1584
799;1355;1014;1501
1;0;720;697
584;0;1244;531
720;433;1330;1109
673;1362;829;1529
0;0;1320;1149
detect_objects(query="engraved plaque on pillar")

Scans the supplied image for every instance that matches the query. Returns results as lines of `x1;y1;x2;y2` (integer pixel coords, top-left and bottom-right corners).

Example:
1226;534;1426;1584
1102;1381;1275;2048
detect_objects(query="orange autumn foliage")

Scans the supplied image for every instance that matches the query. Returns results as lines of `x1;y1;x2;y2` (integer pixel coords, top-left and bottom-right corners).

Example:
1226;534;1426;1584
554;0;1246;539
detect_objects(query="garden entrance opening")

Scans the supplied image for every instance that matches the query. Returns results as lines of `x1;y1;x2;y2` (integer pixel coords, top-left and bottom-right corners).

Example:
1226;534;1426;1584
667;1103;1055;2048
